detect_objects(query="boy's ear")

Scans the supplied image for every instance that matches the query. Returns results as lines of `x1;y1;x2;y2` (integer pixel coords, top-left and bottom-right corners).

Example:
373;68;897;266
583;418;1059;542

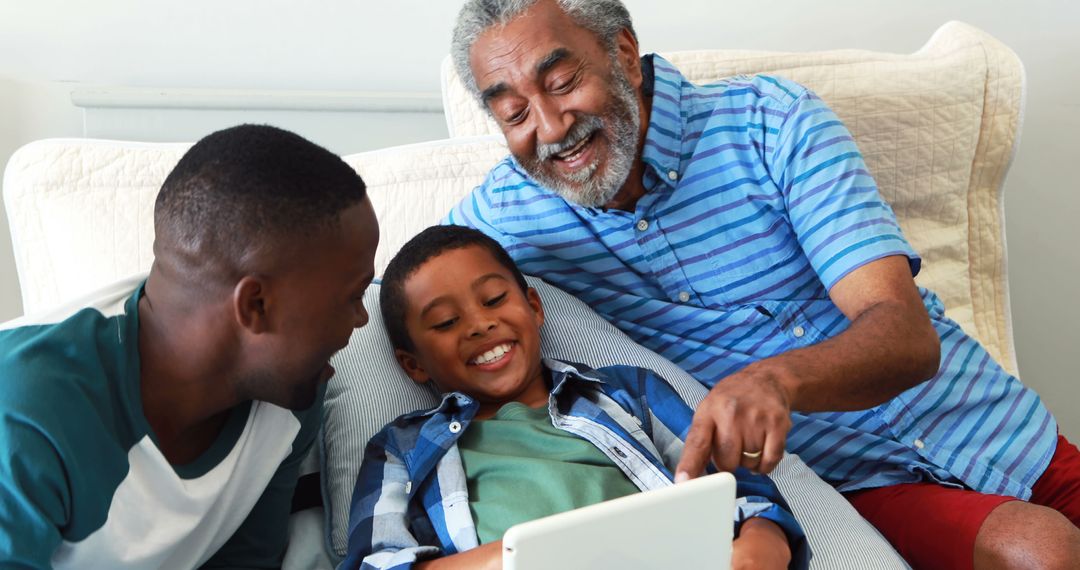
526;287;545;328
395;348;432;384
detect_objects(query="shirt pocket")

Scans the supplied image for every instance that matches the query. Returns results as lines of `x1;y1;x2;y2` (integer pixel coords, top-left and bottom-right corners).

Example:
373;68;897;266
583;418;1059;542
697;205;820;305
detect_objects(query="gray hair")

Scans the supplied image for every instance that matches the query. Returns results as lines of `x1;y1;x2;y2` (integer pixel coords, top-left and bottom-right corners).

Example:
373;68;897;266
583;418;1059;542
451;0;636;100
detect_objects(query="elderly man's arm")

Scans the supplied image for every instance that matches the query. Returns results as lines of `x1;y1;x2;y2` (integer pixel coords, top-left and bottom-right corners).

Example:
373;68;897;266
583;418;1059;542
676;255;939;477
784;255;941;410
676;79;941;478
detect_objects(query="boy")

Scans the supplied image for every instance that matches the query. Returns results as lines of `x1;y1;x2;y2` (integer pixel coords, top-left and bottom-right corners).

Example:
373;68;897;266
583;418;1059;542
342;225;809;569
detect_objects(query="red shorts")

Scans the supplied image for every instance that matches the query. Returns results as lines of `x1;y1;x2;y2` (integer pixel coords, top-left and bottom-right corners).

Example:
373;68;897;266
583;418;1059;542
844;434;1080;570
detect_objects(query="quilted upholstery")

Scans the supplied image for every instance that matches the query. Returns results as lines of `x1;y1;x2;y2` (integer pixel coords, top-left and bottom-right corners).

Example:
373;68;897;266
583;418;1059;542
4;22;1023;378
1;136;507;316
441;21;1024;375
4;23;1023;377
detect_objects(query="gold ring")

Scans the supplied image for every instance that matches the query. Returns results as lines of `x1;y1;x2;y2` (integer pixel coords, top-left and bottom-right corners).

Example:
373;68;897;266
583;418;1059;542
742;450;763;459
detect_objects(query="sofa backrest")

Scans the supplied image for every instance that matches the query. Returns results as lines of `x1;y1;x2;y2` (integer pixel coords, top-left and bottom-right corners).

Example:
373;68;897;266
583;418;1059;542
2;21;1022;375
441;20;1024;375
1;135;508;315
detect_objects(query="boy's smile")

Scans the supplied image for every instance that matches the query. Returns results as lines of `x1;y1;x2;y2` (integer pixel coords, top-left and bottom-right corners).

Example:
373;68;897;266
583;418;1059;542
395;245;549;419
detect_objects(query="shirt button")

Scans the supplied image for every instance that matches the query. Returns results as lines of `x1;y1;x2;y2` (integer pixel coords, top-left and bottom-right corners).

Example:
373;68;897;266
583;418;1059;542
667;170;678;181
678;291;691;303
914;438;926;449
792;326;806;338
404;481;412;494
636;219;649;232
449;421;462;433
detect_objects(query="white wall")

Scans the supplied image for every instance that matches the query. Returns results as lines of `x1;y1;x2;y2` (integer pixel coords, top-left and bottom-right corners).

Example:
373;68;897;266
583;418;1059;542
1;0;1077;435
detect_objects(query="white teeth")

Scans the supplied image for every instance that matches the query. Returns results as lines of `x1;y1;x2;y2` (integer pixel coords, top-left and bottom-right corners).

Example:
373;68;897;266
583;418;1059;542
556;136;590;160
471;343;513;365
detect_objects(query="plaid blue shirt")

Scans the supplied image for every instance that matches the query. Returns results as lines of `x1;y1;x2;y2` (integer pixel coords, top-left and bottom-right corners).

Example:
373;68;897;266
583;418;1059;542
446;55;1057;498
342;360;808;570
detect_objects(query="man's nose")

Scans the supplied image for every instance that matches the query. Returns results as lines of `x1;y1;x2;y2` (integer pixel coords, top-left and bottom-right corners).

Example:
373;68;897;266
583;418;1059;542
354;306;369;329
534;96;573;145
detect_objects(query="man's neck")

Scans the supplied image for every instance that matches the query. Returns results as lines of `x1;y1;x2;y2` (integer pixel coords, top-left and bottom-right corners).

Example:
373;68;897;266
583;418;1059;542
137;275;241;464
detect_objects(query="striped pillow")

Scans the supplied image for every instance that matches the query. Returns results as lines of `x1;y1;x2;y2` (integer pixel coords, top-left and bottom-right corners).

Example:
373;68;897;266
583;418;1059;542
321;277;907;568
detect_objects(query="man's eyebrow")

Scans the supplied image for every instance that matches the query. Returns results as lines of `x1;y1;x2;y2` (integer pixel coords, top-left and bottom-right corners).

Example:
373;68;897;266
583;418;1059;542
536;48;571;77
479;48;572;108
481;83;508;107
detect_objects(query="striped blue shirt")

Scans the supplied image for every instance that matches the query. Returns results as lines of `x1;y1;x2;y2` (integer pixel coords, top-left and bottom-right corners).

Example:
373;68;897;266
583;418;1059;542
342;360;808;570
446;55;1057;498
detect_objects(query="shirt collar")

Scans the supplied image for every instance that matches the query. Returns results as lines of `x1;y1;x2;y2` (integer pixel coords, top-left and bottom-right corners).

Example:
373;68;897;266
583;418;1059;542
545;358;607;397
639;54;687;192
405;358;605;420
411;390;474;419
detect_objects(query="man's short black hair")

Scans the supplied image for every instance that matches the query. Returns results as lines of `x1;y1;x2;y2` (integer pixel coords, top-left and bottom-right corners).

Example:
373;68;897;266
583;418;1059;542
154;124;367;278
380;225;529;351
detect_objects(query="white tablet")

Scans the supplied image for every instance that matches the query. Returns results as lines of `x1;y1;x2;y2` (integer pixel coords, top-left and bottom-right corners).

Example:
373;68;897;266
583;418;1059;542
502;472;736;570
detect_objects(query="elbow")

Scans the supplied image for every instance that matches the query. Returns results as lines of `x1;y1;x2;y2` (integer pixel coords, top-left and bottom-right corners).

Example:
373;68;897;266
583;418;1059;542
907;322;941;385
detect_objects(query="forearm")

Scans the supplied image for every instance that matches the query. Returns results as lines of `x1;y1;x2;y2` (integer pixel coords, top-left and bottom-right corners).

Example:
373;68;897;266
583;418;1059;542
676;256;938;475
414;541;502;570
759;295;940;412
733;518;792;570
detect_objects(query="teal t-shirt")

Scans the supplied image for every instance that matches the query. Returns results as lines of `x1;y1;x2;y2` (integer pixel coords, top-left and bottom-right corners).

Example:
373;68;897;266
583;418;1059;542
456;402;640;544
0;276;322;568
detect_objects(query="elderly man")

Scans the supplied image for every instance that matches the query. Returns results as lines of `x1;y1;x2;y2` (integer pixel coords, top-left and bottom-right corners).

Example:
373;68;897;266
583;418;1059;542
446;1;1080;567
0;125;379;568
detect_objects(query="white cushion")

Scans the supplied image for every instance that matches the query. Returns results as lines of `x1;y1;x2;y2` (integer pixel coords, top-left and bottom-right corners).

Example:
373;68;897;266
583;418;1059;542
342;136;509;277
0;136;508;317
440;20;1025;376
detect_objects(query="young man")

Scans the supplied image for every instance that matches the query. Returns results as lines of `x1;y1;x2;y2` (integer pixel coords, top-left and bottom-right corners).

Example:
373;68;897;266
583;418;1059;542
445;0;1080;567
342;225;809;570
0;124;379;568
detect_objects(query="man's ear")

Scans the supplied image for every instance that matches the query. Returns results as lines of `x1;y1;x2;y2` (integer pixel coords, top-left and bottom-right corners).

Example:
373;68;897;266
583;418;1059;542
234;275;271;334
615;27;643;89
526;287;546;329
395;349;432;385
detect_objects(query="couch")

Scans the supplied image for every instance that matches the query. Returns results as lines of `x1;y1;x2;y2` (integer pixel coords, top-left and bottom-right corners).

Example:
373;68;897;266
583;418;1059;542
2;21;1023;569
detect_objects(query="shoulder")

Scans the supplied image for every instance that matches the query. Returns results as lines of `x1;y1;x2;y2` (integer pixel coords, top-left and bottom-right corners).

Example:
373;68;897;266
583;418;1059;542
0;321;135;517
591;364;652;390
584;364;662;408
1;285;148;464
674;73;814;139
0;319;122;433
695;73;811;109
454;157;567;220
467;156;535;205
592;364;691;414
366;398;459;458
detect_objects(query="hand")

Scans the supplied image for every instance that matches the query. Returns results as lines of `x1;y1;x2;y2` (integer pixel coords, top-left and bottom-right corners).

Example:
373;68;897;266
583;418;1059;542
732;518;792;570
414;540;503;570
675;361;793;478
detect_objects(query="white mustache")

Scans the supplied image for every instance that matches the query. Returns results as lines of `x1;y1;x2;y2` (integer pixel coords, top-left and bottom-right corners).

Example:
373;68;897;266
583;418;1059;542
536;115;604;162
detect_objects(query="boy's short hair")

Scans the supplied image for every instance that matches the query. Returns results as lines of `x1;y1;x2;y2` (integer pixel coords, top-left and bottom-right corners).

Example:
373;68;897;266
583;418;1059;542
380;225;529;351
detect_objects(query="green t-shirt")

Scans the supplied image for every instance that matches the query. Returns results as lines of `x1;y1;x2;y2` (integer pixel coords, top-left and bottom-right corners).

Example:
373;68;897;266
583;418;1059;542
456;402;640;544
